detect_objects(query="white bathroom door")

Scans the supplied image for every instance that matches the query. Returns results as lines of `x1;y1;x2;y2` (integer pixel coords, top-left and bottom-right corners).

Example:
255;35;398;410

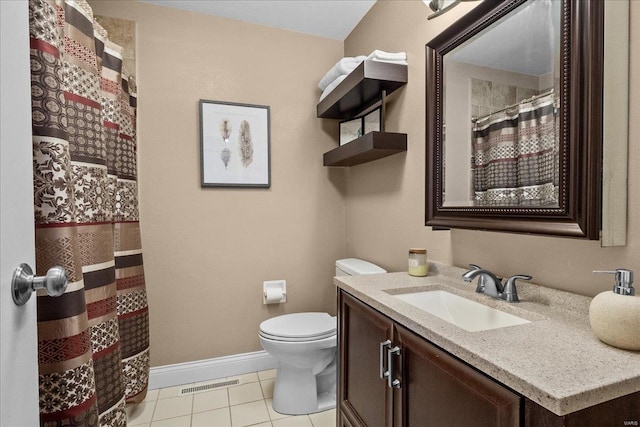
1;1;41;425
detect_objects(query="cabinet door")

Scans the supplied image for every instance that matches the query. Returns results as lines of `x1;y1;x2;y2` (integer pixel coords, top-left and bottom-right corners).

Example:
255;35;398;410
339;290;394;427
394;324;521;427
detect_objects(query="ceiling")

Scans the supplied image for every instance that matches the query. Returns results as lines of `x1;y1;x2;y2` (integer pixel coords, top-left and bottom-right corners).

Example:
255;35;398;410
449;0;560;76
138;1;557;76
140;0;377;40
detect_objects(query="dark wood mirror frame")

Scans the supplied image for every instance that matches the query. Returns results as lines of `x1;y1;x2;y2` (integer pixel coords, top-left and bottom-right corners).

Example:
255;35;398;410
426;0;603;239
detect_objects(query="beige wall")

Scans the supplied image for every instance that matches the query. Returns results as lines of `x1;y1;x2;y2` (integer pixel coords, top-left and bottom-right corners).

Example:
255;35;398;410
90;0;638;367
89;1;345;367
345;1;639;298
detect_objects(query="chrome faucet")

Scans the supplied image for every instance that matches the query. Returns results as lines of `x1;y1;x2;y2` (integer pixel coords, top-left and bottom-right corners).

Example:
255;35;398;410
462;265;532;303
462;266;504;298
467;264;487;294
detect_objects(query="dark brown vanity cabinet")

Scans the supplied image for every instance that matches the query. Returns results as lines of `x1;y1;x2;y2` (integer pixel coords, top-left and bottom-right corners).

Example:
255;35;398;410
338;289;393;427
338;289;640;427
393;324;520;427
338;290;519;427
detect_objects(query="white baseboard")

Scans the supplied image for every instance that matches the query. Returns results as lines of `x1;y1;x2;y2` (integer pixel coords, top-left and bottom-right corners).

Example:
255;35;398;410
148;350;277;390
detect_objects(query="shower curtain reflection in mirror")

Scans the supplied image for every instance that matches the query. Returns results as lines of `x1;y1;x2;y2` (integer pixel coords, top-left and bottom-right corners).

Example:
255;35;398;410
471;91;559;206
440;0;561;208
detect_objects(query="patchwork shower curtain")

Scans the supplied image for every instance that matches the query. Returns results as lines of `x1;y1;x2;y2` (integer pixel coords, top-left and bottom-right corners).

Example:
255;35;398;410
29;0;149;425
471;93;559;206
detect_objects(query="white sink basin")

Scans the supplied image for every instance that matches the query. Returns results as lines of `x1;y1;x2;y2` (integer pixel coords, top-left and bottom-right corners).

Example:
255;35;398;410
393;290;530;332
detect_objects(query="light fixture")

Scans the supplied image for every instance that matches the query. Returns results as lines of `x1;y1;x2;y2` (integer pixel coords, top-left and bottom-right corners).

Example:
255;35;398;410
424;0;480;20
428;0;445;12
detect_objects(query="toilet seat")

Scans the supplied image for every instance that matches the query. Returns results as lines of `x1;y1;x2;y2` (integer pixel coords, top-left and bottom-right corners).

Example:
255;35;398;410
259;312;336;342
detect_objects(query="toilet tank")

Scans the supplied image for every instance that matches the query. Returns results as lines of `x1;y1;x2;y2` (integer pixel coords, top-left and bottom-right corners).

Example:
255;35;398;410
335;258;386;276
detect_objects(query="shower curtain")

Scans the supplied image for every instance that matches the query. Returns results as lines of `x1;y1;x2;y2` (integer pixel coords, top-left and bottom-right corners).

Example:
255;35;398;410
29;0;149;425
471;92;558;206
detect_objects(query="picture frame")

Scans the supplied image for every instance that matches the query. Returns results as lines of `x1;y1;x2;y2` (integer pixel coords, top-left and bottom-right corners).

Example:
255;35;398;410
200;100;270;188
364;107;382;134
339;117;363;146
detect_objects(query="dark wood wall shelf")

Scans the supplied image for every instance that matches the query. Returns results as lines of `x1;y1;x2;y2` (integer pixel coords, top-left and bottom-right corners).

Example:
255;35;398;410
323;131;407;167
317;60;408;120
317;59;408;167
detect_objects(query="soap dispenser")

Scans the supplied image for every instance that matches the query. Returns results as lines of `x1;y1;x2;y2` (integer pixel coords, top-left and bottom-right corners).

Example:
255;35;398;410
589;269;640;350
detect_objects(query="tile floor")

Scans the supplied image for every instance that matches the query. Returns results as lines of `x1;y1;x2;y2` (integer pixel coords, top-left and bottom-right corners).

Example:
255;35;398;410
126;369;336;427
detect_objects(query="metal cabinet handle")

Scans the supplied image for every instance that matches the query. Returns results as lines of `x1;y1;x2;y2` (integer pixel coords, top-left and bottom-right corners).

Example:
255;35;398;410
379;340;391;379
387;346;401;389
12;263;68;306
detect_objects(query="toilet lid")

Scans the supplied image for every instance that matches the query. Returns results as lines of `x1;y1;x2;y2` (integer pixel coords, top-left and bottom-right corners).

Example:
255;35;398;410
259;312;336;341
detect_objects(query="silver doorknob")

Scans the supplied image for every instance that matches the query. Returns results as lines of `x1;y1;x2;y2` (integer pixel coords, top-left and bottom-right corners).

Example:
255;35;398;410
12;263;68;306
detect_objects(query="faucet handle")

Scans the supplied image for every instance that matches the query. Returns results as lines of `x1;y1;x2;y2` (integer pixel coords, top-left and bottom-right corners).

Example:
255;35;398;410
509;274;532;281
502;275;532;303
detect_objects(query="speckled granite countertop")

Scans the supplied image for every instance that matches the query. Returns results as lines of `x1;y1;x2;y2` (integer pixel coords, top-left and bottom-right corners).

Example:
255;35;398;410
334;263;640;416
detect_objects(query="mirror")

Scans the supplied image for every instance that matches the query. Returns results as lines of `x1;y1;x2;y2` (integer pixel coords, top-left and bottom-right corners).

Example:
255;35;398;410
426;0;603;239
444;0;561;208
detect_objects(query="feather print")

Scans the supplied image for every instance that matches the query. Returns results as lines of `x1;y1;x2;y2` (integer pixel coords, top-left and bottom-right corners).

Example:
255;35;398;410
220;118;232;143
238;120;253;168
220;147;231;169
219;118;232;168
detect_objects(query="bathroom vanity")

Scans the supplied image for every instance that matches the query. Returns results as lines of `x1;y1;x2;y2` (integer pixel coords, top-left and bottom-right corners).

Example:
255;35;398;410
335;265;640;426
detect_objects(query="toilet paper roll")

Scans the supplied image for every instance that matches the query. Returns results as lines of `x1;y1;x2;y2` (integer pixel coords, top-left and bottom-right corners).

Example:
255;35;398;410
265;288;284;304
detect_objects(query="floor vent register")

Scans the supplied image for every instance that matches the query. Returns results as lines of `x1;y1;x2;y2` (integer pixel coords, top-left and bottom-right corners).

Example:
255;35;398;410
180;379;241;395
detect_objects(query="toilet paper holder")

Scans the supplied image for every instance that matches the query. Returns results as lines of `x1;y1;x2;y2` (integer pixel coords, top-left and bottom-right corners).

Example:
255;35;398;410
263;280;287;304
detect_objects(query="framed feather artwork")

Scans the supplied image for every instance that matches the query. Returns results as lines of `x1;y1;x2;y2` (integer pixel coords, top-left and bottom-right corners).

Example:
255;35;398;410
200;100;271;188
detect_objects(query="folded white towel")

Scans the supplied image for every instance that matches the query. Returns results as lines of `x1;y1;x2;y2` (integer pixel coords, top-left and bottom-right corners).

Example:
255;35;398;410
319;74;347;102
367;50;407;61
318;56;366;91
370;57;408;65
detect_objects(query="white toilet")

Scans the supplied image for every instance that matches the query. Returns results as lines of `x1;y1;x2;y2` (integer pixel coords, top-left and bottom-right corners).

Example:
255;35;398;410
259;258;386;415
